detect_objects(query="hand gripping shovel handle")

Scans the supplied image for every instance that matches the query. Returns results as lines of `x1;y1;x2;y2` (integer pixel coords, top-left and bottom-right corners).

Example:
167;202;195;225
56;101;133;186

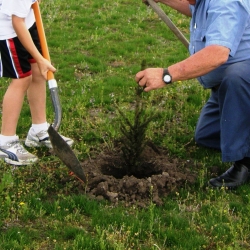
32;1;62;131
146;0;189;49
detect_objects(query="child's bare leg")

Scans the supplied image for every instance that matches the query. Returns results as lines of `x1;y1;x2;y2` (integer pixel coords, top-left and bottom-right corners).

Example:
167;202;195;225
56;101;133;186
1;76;32;136
0;75;38;166
25;63;74;149
27;63;47;124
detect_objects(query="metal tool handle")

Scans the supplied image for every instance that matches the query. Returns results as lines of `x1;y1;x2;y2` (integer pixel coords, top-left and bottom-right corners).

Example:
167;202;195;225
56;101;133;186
147;0;189;49
32;1;62;131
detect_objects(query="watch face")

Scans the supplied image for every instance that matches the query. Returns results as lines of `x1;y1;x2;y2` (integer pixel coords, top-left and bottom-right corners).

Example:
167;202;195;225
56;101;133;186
163;74;171;83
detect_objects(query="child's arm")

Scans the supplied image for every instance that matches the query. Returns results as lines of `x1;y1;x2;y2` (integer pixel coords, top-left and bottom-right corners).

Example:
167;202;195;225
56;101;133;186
12;16;43;62
12;15;56;79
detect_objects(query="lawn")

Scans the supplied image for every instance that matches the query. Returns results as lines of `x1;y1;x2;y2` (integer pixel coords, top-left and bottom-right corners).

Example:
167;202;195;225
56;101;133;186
0;0;250;249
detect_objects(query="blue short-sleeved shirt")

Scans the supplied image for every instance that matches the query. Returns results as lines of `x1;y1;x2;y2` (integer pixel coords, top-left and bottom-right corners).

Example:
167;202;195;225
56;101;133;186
189;0;250;88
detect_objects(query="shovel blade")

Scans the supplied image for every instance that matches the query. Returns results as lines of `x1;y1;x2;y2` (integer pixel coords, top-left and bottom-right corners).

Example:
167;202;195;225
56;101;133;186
48;125;86;182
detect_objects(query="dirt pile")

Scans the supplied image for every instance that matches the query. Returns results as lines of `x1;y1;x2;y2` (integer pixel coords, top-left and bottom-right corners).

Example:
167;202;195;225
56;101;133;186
79;143;199;207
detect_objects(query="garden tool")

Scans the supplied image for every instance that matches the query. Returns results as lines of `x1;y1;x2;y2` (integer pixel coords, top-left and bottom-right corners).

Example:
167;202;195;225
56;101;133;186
48;126;87;182
32;1;61;131
146;0;189;49
32;2;86;182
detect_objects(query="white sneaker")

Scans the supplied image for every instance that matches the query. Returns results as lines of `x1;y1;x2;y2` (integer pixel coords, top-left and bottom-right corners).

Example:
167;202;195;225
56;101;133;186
0;140;38;166
25;128;74;149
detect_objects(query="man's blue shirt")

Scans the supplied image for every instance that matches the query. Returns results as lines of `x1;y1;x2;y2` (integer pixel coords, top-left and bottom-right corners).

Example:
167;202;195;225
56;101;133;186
189;0;250;88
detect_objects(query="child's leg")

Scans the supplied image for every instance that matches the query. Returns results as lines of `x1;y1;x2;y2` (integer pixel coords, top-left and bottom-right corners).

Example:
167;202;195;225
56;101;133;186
25;62;74;148
27;62;47;124
1;76;32;136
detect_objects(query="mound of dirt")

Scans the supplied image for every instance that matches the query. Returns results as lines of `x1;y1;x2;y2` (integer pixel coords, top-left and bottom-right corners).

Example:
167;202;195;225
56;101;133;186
78;142;199;207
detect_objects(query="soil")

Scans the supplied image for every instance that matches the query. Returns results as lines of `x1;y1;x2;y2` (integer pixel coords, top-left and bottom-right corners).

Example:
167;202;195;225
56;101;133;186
74;141;200;207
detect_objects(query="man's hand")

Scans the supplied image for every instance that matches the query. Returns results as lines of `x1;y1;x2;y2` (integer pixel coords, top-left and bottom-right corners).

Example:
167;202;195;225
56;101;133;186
135;68;166;92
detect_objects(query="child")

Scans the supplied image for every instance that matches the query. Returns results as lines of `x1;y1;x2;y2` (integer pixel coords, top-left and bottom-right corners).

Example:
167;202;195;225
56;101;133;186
0;0;73;166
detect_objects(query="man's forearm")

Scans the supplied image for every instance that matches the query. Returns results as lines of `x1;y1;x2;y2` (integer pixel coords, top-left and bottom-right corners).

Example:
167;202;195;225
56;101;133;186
156;0;191;16
168;45;230;82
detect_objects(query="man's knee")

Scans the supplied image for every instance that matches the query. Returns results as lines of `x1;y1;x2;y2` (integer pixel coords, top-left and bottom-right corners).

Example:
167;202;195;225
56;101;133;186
194;125;221;150
194;128;205;146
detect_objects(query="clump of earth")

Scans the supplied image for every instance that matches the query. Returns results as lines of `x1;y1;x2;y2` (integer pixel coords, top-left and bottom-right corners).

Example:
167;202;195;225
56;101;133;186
74;141;200;207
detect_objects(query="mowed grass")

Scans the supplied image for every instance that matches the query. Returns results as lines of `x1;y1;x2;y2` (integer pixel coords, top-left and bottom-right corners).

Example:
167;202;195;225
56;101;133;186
0;0;250;249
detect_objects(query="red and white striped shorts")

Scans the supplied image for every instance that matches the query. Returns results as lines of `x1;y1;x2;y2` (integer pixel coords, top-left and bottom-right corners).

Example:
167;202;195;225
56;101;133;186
0;23;41;79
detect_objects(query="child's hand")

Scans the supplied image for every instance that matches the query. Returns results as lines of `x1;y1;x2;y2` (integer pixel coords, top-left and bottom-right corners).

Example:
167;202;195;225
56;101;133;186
37;58;56;80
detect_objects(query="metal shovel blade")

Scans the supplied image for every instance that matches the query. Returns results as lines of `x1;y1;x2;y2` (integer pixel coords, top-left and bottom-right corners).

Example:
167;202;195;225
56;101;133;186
48;125;86;182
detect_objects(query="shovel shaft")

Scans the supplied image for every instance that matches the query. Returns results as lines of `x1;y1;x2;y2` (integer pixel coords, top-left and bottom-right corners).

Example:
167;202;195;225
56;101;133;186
32;2;54;80
32;2;86;183
32;1;62;130
147;0;189;49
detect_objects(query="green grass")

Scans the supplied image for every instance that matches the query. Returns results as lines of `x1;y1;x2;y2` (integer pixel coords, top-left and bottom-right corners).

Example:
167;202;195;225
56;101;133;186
1;0;250;249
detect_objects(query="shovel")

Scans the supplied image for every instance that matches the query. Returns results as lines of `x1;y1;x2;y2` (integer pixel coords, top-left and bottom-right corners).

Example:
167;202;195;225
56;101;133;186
32;2;86;182
146;0;189;49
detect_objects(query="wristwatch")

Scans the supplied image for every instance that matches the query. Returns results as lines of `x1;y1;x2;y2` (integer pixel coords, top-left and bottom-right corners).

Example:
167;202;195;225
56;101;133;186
162;68;172;84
